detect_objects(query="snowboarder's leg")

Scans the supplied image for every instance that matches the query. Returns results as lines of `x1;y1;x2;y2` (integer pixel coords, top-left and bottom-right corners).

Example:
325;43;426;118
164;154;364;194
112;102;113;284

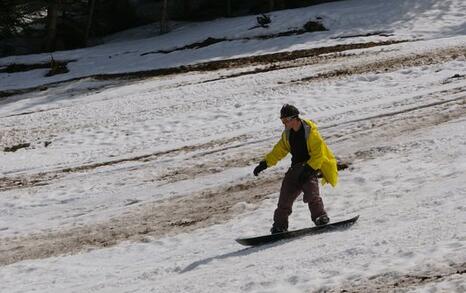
302;174;327;223
272;167;301;232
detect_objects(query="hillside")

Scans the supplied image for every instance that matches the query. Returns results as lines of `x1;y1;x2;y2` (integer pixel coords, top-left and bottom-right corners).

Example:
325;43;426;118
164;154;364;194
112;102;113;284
0;0;465;292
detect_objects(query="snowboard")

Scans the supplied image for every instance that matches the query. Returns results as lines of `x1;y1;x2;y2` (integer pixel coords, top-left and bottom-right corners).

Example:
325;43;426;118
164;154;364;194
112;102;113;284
236;215;359;246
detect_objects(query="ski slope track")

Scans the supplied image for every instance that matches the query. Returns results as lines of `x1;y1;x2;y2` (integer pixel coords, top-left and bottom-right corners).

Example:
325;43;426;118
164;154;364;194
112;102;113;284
0;0;465;292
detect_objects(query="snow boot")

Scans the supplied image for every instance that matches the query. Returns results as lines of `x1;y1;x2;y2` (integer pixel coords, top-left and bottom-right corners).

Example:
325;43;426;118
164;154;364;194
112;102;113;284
270;226;287;234
314;214;329;226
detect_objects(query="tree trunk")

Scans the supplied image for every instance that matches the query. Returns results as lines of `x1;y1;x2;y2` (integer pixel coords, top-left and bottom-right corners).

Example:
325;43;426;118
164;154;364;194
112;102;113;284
84;0;96;47
183;0;191;19
45;0;59;51
160;0;169;34
225;0;232;17
269;0;275;12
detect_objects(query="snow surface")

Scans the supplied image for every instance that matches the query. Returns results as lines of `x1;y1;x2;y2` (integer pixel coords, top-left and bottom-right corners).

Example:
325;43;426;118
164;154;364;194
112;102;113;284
0;0;465;292
1;0;466;91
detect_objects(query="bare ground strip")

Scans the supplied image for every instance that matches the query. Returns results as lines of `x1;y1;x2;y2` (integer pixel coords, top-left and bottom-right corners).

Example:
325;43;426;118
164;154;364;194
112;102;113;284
0;40;407;99
331;263;466;293
0;175;282;266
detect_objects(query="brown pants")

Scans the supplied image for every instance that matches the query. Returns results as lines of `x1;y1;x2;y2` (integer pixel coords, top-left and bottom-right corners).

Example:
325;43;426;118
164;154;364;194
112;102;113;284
273;163;326;231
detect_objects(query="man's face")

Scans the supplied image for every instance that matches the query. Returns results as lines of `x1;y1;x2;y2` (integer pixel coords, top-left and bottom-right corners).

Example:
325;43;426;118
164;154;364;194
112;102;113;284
281;116;298;129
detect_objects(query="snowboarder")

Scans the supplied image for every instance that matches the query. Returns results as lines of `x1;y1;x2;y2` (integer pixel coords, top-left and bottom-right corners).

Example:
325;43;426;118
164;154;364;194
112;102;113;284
253;104;339;234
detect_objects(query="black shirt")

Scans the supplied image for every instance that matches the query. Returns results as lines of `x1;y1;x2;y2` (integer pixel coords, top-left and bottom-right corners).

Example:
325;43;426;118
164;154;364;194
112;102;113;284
289;121;310;165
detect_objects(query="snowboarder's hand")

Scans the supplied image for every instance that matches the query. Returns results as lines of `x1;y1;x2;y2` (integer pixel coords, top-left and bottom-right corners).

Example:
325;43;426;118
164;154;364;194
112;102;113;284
299;164;317;184
253;160;267;176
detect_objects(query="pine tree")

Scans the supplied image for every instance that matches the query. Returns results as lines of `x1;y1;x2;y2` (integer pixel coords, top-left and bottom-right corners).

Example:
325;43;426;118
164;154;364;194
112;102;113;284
0;0;29;38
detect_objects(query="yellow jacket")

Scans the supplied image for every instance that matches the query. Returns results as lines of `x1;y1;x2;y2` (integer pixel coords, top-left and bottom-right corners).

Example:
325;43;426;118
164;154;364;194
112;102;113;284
264;119;338;187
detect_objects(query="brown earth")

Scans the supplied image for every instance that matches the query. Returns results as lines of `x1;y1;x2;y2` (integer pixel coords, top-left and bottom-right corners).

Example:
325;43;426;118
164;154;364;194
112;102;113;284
330;263;466;293
0;40;408;99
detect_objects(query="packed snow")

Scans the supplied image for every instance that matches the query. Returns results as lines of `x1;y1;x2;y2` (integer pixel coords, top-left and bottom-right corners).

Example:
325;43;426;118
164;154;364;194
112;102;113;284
0;0;465;292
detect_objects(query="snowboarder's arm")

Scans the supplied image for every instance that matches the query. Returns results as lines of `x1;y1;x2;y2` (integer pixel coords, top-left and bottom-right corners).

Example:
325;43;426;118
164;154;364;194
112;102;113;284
265;133;289;167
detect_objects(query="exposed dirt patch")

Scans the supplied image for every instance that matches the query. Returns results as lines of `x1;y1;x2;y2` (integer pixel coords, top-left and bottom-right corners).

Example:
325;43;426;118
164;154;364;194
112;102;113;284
0;132;345;193
0;59;70;73
0;134;251;192
0;173;60;192
195;41;409;83
122;41;408;80
294;46;466;83
0;40;407;99
0;174;282;266
156;156;349;186
141;37;228;56
331;263;466;293
201;53;342;83
141;20;327;56
3;142;30;152
333;31;394;39
0;59;74;75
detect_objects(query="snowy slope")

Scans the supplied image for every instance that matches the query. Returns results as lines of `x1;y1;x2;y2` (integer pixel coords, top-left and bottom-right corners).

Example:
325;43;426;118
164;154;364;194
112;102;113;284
0;0;465;292
0;0;465;91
